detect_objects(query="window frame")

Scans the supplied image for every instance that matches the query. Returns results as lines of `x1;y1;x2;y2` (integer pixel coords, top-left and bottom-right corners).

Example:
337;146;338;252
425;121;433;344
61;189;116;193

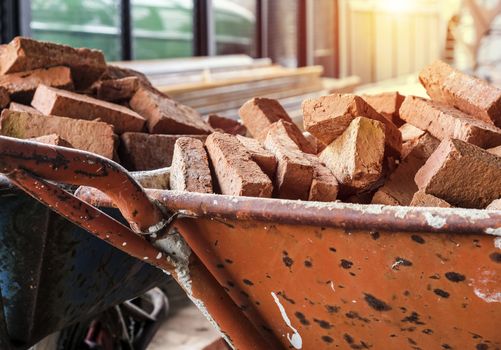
1;0;267;61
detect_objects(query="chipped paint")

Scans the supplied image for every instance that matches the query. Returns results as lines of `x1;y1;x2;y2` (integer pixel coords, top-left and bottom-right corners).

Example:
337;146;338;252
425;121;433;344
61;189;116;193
471;270;501;303
486;227;501;236
271;292;302;349
423;212;446;229
495;237;501;250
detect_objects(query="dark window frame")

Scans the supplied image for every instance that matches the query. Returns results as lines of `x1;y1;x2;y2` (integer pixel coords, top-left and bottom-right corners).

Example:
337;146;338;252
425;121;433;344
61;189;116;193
1;0;267;61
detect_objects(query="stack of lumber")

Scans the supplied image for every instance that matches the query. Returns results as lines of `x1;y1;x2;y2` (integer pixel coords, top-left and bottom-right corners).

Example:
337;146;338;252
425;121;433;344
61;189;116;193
114;56;360;123
0;37;499;209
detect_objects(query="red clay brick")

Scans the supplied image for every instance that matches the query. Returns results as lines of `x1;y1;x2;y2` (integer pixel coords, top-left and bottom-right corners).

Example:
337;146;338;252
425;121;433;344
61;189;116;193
400;96;501;148
372;133;439;206
410;190;452;208
31;84;145;134
119;132;207;171
31;134;73;148
205;114;247;136
236;135;277;179
400;123;426;158
0;87;9;109
170;137;213;193
239;97;294;141
130;87;212;135
263;122;314;200
420;60;501;127
304;154;338;201
487;145;501;157
0;109;116;158
270;120;316;154
206;132;273;197
302;93;402;156
0;66;73;104
486;199;501;210
362;91;405;126
319;116;385;193
95;76;140;102
9;102;40;114
0;37;106;89
415;138;501;208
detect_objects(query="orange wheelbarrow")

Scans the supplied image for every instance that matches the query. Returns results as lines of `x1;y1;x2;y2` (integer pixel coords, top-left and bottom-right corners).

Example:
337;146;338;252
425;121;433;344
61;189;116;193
0;135;499;350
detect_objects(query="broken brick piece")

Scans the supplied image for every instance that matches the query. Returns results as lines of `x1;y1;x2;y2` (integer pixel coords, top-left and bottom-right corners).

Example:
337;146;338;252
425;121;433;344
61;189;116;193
319;116;386;193
0;110;116;158
400;96;501;148
362;91;405;126
236;135;277;179
303;131;325;153
420;60;501;127
9;102;40;114
263;122;314;200
30;134;73;148
410;190;452;208
0;66;73;104
415;138;501;208
0;37;106;89
0;87;9;109
487;145;501;157
170;137;213;193
304;154;338;202
372;133;440;206
239;97;294;141
129;87;212;135
120;132;207;171
302;93;402;156
486;199;501;210
205;132;273;197
400;123;427;158
31;84;145;134
270;120;316;154
95;76;140;102
205;114;247;136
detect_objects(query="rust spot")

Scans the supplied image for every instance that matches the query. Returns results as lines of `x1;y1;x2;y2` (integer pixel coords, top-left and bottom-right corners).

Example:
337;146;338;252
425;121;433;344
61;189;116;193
278;291;295;304
227;280;235;288
224;258;233;264
321;335;334;343
329;247;337;253
242;279;254;286
343;333;354;344
363;293;392;311
325;305;340;314
401;312;425;325
489;252;501;263
216;263;224;269
411;234;425;244
294;311;310;326
429;274;440;280
240;291;249;298
282;251;294;268
476;344;488;350
345;311;370;323
441;344;453;349
392;257;413;270
304;259;313;268
370;231;380;240
422;329;433;335
445;272;466;282
340;259;353;269
313;318;332;329
433;288;450;298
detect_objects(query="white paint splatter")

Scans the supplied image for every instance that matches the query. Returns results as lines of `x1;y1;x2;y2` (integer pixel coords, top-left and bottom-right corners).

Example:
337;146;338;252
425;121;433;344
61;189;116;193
486;227;501;236
330;281;335;292
156;252;163;259
495;237;501;250
271;292;302;349
423;212;446;229
473;289;501;303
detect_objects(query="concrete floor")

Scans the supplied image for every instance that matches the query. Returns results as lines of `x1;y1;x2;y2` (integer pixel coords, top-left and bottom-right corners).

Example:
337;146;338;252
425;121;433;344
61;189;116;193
148;298;221;350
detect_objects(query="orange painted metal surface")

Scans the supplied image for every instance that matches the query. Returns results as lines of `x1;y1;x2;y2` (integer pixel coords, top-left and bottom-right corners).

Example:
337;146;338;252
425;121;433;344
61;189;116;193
1;136;500;349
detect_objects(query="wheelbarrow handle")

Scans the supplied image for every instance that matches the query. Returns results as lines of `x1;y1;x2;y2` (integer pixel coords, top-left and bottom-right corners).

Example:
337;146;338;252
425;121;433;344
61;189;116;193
0;136;165;234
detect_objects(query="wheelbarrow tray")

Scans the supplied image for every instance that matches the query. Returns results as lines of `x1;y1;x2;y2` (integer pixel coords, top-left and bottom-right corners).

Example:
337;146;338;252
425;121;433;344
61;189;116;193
0;183;167;349
93;189;501;350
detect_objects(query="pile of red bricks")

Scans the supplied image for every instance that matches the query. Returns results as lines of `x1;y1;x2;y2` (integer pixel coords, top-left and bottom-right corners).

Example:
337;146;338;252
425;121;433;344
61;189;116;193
0;37;499;209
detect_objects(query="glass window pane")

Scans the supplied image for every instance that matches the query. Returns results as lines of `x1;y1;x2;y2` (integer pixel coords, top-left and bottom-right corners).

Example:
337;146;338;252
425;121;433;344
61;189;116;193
30;0;122;61
214;0;257;56
132;0;194;60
